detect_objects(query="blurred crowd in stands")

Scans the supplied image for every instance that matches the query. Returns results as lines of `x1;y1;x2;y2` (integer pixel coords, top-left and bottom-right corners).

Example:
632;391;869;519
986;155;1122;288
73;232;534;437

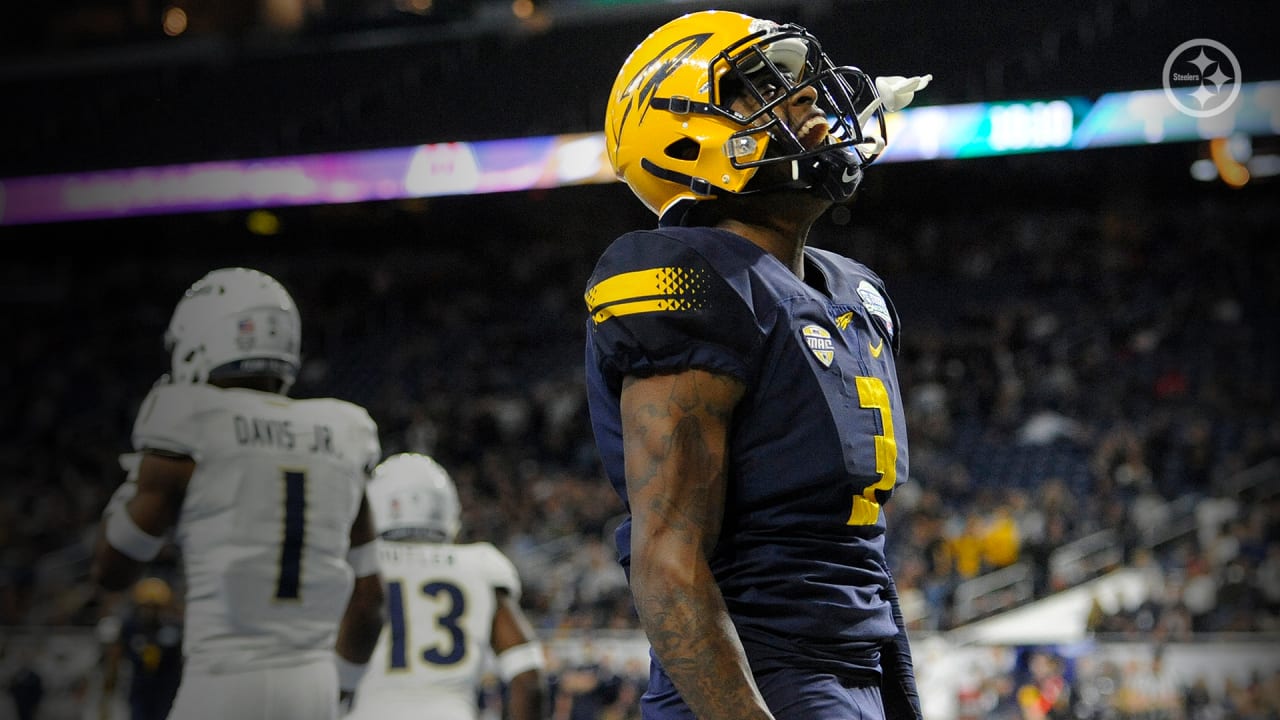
955;643;1280;720
1;175;1276;717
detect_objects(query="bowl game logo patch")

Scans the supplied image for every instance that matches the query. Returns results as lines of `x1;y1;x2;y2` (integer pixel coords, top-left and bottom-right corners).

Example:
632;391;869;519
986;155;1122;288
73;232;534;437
856;281;893;340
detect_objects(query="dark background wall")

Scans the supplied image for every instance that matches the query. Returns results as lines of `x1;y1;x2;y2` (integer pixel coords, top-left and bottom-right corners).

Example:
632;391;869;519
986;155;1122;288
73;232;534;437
2;0;1276;176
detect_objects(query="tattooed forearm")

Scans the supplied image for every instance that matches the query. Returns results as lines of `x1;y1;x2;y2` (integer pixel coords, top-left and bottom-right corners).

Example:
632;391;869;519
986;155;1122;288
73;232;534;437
632;548;773;720
621;369;772;719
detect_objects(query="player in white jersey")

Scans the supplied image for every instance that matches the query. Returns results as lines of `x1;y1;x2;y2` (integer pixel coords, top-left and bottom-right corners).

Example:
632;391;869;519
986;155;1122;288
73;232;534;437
91;267;387;720
347;453;548;720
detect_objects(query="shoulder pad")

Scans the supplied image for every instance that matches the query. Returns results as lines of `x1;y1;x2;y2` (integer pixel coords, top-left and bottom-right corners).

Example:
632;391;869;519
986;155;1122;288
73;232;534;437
318;399;381;476
585;229;761;383
130;382;223;459
469;542;522;601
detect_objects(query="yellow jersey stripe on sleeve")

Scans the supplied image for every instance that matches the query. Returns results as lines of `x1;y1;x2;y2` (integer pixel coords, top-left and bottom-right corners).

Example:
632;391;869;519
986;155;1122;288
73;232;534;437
592;297;700;323
585;266;707;323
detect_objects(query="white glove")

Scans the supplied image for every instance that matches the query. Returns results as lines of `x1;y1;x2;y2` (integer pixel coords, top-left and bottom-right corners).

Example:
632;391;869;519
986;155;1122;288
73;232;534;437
874;74;933;113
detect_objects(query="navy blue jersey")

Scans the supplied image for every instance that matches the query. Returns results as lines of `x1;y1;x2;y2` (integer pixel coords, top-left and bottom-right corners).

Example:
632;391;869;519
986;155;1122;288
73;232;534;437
120;614;183;718
584;226;909;685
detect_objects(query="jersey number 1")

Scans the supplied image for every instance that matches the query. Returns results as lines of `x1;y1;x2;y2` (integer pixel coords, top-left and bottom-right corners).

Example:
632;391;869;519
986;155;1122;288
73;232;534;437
275;470;306;600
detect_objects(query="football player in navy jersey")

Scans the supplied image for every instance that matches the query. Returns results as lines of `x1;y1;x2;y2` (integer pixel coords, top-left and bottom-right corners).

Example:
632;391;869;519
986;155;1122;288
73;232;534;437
584;10;931;720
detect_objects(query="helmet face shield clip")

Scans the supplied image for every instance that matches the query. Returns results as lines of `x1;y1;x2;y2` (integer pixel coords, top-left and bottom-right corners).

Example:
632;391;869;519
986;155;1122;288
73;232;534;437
724;135;758;160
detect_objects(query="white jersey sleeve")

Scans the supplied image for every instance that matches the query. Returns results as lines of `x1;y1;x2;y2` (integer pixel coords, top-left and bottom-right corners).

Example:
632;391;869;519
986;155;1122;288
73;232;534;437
132;381;381;673
478;542;521;601
132;380;206;458
347;542;524;720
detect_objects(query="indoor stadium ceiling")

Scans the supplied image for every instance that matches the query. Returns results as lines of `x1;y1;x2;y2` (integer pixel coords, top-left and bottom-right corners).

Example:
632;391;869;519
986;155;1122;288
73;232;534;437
0;0;1275;178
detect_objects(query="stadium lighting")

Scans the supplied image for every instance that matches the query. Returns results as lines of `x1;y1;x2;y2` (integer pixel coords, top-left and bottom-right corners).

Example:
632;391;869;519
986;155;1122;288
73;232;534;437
1;81;1276;226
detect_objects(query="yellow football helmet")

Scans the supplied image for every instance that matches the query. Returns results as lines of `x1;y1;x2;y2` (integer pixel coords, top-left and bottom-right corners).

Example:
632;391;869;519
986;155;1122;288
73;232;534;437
132;577;173;607
605;10;888;225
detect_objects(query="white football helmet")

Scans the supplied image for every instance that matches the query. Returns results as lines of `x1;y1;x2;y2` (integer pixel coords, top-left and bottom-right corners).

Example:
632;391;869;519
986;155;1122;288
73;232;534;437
368;453;462;543
165;267;301;394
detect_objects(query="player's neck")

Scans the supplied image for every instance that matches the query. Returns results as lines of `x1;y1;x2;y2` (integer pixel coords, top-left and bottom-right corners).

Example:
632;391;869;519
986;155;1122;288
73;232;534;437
715;191;829;278
718;216;813;278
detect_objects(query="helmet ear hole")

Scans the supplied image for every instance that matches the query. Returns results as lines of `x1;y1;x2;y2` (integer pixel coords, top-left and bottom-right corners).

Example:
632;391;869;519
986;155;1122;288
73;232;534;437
665;138;700;161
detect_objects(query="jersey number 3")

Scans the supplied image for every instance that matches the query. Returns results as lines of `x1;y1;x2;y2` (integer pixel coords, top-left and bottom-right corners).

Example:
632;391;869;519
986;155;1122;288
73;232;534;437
848;376;897;526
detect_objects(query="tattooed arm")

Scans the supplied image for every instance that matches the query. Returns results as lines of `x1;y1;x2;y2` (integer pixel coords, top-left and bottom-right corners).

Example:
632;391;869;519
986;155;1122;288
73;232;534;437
621;369;774;720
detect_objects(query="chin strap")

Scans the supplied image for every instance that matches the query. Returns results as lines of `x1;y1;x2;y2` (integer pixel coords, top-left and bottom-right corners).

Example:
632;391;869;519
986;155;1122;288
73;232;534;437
802;147;863;202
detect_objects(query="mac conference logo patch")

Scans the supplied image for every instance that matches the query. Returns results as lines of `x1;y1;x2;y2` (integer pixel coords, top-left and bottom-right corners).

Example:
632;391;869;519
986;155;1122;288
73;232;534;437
802;325;834;367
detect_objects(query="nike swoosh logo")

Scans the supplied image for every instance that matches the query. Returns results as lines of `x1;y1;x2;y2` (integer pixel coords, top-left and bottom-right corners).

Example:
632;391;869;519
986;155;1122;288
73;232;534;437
868;339;884;358
842;167;858;183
